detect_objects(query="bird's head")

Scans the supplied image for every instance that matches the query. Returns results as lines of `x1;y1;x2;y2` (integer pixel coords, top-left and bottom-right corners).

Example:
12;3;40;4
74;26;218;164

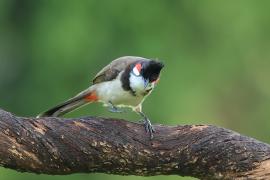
129;58;164;93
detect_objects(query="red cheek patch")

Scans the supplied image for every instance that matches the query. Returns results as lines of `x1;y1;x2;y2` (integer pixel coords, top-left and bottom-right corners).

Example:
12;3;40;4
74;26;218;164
135;63;142;72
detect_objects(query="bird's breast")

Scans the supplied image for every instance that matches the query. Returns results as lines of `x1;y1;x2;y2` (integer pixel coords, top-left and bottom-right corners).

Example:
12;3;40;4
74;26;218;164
94;79;144;107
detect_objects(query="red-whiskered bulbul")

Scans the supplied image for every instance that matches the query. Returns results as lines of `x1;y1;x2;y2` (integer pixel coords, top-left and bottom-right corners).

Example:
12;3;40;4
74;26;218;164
37;56;164;139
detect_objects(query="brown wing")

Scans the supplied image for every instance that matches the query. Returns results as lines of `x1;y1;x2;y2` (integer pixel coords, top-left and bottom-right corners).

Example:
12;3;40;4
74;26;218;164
92;56;147;84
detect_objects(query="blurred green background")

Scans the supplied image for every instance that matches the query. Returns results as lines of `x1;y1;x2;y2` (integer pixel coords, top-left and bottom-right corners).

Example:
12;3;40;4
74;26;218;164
1;0;270;179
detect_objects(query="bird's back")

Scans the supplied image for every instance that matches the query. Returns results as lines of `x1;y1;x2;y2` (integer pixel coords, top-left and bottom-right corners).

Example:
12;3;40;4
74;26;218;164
92;56;148;84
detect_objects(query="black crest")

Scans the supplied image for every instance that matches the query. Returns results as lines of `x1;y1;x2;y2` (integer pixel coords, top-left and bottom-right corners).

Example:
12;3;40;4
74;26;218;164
141;60;164;83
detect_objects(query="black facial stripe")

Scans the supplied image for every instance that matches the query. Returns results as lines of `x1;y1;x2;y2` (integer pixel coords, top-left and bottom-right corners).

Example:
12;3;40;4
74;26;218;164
120;65;136;96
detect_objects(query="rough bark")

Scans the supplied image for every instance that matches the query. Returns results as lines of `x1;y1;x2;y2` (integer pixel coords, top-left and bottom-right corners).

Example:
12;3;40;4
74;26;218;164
0;108;269;179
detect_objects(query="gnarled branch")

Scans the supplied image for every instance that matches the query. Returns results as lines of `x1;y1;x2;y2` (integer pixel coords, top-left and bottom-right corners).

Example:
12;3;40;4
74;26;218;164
0;108;269;179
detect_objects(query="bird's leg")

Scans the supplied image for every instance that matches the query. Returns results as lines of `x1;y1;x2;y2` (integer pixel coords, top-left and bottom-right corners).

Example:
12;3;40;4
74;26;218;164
108;101;124;113
134;104;155;139
138;111;155;139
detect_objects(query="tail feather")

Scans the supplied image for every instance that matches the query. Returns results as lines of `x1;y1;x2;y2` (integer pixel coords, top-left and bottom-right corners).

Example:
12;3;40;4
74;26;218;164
37;88;97;118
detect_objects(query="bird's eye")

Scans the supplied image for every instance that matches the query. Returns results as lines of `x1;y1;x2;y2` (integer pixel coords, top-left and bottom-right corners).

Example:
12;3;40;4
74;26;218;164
132;63;142;76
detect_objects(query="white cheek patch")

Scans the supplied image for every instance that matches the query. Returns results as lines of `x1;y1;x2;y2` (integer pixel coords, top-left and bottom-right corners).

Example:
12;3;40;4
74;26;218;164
130;74;145;92
133;67;140;76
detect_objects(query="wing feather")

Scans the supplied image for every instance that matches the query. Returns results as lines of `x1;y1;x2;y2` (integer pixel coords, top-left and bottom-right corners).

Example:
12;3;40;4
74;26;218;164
92;56;146;84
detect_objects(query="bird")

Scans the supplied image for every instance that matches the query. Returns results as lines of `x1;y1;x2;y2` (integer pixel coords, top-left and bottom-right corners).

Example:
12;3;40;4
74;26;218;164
37;56;164;139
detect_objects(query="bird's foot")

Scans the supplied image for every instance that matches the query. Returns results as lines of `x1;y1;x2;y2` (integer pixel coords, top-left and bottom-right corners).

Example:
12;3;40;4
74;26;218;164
108;106;124;113
138;111;155;139
141;118;155;139
108;101;124;113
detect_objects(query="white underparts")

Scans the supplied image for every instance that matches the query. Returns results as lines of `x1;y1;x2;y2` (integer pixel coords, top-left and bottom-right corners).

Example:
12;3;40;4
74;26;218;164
93;72;154;110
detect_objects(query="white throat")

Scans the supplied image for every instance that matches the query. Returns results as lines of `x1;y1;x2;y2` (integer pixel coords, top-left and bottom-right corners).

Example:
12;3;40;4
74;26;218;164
129;73;145;92
129;73;154;95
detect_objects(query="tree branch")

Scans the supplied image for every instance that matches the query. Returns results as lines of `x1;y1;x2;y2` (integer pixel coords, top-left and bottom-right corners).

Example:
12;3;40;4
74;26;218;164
0;108;269;179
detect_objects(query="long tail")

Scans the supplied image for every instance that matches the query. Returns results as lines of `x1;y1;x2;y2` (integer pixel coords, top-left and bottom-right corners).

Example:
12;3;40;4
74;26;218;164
37;87;98;118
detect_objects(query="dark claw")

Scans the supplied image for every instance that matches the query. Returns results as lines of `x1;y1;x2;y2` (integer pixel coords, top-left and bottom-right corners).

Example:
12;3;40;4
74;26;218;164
138;111;155;139
143;118;155;139
108;101;124;113
108;106;124;113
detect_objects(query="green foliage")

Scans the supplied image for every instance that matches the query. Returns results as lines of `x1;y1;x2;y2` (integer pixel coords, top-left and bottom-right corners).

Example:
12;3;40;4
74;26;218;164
0;0;270;179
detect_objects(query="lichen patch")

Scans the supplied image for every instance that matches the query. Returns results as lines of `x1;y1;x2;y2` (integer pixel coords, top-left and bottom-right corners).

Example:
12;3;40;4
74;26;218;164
74;121;88;129
22;150;42;165
8;148;23;159
190;125;208;131
73;121;96;132
239;159;270;179
31;122;47;135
